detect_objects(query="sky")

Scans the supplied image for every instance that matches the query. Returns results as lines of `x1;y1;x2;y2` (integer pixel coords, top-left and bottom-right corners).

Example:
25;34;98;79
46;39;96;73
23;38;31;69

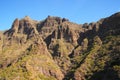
0;0;120;30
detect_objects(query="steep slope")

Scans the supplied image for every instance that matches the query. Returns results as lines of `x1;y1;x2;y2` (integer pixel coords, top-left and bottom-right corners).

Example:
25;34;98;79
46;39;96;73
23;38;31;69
0;17;64;80
0;12;120;80
0;37;64;80
73;12;120;80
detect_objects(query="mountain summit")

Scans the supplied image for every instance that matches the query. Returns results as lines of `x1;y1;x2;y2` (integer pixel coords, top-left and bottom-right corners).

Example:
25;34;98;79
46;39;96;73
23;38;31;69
0;12;120;80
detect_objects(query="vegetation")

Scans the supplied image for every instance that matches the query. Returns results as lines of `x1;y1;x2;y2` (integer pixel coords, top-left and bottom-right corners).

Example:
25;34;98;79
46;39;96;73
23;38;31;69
0;12;120;80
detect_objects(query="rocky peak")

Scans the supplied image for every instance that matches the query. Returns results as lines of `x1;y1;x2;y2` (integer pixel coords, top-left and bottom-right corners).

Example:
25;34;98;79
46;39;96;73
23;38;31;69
110;12;120;18
43;16;69;27
46;15;68;22
4;16;39;38
24;16;31;20
18;17;38;36
11;18;19;30
1;12;120;80
98;12;120;37
45;16;62;25
4;18;19;36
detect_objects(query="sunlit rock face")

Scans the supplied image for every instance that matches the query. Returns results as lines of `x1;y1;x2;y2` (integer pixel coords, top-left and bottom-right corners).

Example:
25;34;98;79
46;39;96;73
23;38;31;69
0;12;120;80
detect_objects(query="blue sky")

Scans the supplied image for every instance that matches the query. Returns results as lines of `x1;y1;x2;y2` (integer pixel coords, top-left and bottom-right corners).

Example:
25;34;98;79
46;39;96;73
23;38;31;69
0;0;120;30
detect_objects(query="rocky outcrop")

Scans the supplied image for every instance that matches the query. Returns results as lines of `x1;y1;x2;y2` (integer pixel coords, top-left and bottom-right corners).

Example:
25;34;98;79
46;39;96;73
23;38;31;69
98;12;120;37
4;18;19;36
4;16;39;38
73;12;120;80
24;37;64;80
0;33;64;80
0;12;120;80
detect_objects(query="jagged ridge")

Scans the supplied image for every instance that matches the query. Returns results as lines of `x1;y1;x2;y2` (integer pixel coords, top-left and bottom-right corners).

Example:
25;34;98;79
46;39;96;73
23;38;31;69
0;12;120;80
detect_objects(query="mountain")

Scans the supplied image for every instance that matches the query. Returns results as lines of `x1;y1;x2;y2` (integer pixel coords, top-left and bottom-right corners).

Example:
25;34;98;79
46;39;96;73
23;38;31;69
0;12;120;80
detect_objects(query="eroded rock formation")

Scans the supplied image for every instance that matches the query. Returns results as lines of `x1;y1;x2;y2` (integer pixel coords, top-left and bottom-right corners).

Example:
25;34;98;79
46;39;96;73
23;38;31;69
0;12;120;80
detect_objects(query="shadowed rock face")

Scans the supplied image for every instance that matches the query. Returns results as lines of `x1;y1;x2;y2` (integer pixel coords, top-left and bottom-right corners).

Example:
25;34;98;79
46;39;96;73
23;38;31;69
0;12;120;80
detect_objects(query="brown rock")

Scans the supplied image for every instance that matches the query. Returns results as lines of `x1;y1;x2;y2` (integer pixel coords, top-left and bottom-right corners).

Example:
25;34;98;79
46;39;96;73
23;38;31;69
11;18;19;32
1;12;120;80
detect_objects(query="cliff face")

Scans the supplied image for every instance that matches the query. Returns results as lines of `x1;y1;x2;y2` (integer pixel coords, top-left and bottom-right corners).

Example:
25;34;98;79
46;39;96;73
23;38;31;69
0;12;120;80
